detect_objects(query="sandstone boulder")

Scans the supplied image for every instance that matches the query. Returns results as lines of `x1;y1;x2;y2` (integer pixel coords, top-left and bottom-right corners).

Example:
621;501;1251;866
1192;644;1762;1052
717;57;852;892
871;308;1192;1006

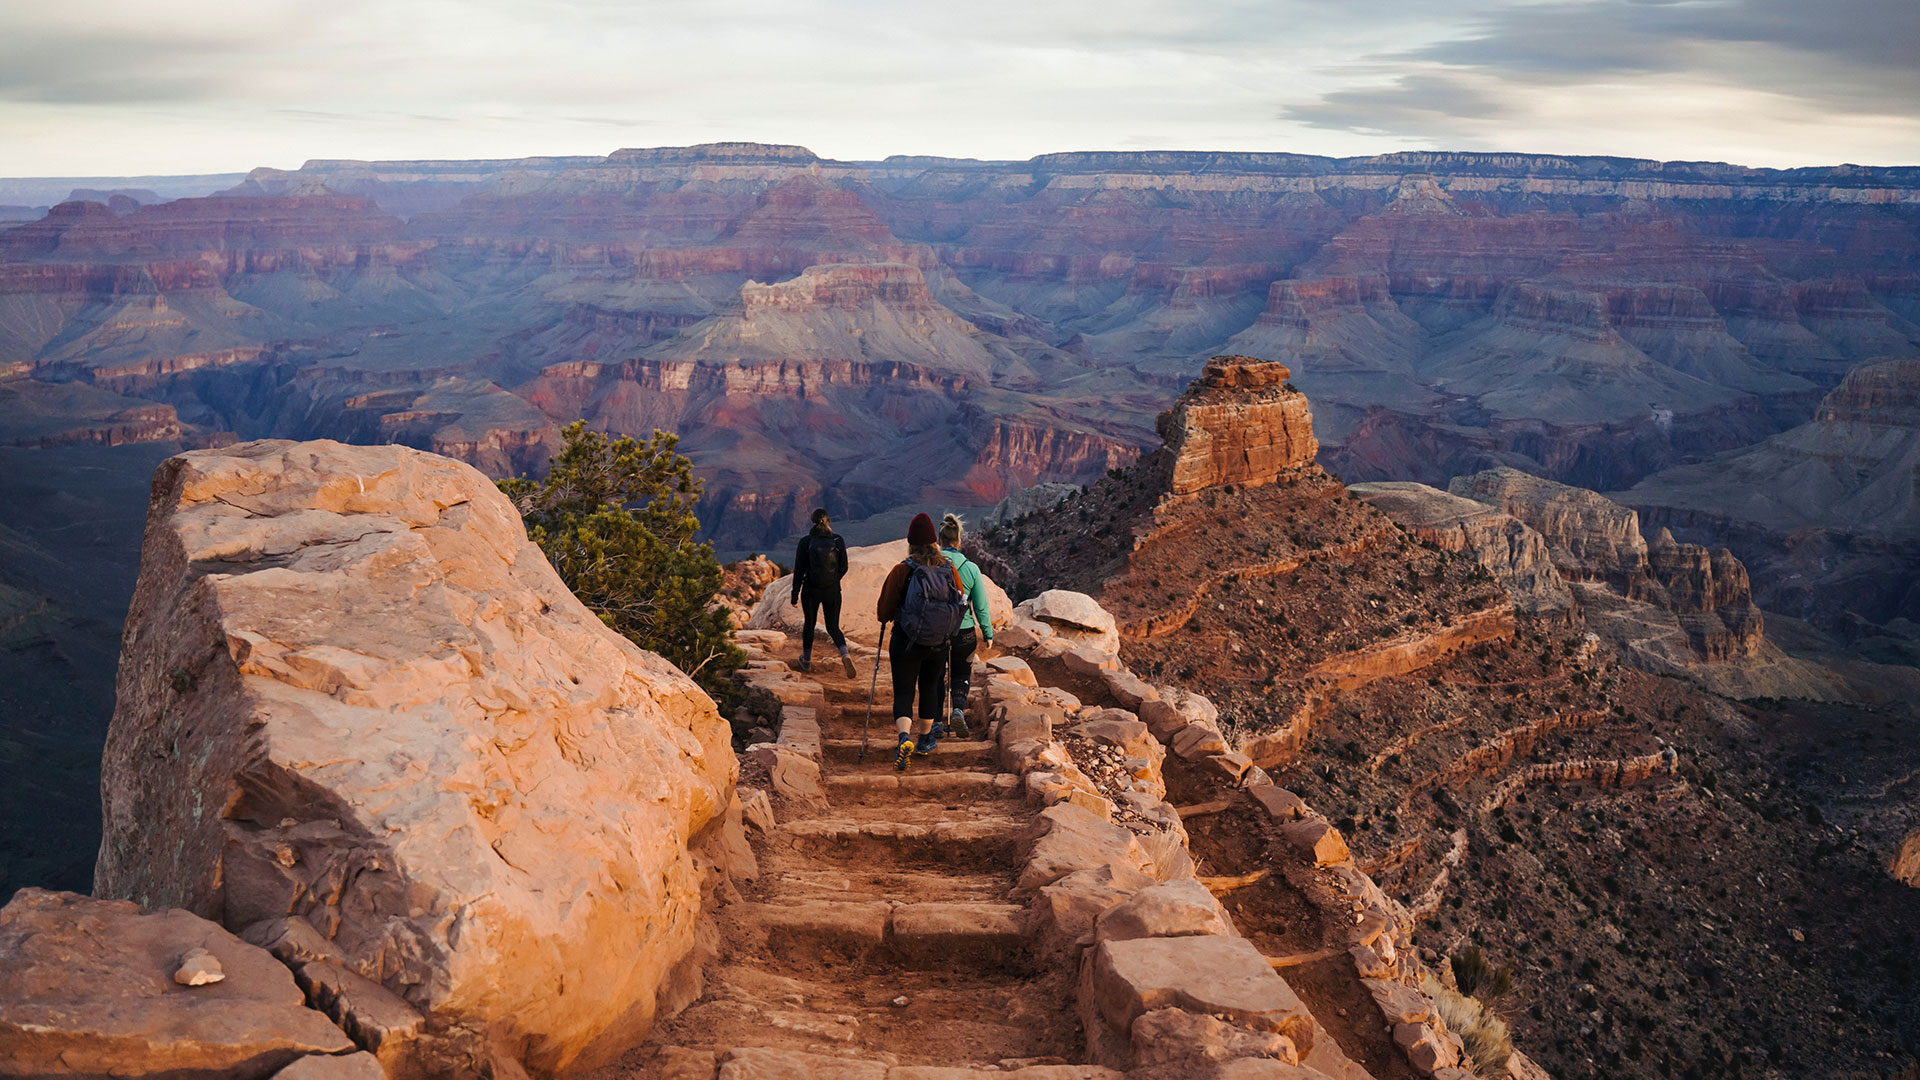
1249;785;1309;822
1393;1022;1458;1075
94;440;737;1078
1016;590;1121;653
0;889;355;1080
1088;935;1314;1051
1034;864;1157;958
1093;878;1233;943
1017;804;1156;895
1279;820;1350;867
1361;979;1437;1026
1129;1008;1298;1070
749;538;1011;644
1100;668;1160;711
270;1054;386;1080
987;655;1038;687
1062;646;1121;676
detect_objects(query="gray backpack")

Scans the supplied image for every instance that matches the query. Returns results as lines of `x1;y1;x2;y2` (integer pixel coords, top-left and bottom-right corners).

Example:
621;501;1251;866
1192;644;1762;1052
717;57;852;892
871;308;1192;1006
898;561;965;646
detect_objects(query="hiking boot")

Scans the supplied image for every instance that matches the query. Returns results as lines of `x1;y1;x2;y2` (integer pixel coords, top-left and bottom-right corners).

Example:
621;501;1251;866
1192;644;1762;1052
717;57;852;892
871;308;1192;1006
799;649;812;670
893;736;914;772
914;733;938;756
840;648;856;679
949;708;970;739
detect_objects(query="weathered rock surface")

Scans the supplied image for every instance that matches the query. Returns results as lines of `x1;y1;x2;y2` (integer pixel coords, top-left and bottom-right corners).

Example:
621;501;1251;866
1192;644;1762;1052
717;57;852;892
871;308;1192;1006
1015;591;1121;654
1088;935;1314;1050
1893;829;1920;888
749;538;1011;643
1157;358;1318;497
1350;481;1572;616
94;439;737;1077
1449;466;1651;593
0;889;355;1079
1092;878;1233;943
1446;466;1834;697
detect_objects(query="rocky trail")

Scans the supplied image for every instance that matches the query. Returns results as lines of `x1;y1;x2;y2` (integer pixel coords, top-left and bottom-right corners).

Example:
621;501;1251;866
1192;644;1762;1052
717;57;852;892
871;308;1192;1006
602;632;1090;1078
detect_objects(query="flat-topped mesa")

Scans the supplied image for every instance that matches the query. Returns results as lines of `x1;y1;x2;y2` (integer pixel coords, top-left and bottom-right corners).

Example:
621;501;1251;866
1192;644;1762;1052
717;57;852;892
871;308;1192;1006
741;262;940;315
94;439;737;1078
1156;356;1318;496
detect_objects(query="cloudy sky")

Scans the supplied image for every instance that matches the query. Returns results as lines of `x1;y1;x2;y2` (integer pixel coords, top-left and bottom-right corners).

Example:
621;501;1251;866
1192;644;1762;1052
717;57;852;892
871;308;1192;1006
2;0;1916;177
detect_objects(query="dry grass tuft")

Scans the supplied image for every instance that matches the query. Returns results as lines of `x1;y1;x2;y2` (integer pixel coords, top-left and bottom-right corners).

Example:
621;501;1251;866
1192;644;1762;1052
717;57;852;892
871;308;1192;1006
1423;974;1513;1078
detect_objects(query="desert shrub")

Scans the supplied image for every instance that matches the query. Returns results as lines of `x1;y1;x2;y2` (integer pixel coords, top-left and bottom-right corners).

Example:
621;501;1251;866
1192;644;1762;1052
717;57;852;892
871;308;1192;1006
499;420;742;704
1423;974;1514;1077
1139;826;1189;880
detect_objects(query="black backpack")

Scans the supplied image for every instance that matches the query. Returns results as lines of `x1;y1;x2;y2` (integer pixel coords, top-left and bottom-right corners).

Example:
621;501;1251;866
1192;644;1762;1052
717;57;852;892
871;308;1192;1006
898;560;966;647
805;533;843;588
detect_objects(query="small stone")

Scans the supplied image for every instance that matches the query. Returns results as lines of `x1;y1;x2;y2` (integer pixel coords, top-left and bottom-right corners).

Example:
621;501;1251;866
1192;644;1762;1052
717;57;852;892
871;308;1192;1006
173;947;225;986
892;995;910;1007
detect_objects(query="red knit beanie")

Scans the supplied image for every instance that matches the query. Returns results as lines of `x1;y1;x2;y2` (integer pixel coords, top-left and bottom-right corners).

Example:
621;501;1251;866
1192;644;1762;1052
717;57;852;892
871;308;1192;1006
907;512;938;546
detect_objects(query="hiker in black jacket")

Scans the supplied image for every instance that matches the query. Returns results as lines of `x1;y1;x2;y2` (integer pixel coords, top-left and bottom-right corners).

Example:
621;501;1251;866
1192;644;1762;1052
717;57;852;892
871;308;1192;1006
791;508;855;677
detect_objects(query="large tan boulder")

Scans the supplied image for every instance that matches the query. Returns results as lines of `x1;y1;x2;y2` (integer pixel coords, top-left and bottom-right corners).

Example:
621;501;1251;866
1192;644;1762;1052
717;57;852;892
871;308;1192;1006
1015;590;1120;654
94;440;737;1078
0;889;355;1079
1088;935;1315;1050
747;538;1011;644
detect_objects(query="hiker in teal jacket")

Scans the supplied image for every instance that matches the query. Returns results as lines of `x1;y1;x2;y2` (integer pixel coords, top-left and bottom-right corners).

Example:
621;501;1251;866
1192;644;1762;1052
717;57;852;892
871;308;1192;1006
938;513;992;738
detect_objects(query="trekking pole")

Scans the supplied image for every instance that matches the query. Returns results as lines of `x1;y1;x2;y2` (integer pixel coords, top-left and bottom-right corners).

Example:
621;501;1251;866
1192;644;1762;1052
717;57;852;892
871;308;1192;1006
859;622;887;763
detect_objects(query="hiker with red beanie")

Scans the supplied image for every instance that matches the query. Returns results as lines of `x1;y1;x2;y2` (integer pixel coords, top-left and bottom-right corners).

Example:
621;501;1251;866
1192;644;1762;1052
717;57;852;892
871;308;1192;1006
876;512;967;771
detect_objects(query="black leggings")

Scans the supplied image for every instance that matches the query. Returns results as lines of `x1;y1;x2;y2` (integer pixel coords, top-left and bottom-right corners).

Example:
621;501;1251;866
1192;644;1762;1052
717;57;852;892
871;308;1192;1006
888;629;947;722
948;627;977;710
800;587;845;652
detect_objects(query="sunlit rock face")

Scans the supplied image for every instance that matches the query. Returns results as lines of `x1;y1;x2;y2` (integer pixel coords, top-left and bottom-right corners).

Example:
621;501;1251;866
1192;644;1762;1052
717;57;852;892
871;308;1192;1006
94;438;736;1078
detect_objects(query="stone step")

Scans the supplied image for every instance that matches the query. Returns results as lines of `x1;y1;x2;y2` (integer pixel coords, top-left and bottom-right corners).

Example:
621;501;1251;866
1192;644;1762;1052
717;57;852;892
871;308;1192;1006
818;738;998;769
736;900;1029;969
776;817;1027;866
760;866;1014;905
824;771;1020;803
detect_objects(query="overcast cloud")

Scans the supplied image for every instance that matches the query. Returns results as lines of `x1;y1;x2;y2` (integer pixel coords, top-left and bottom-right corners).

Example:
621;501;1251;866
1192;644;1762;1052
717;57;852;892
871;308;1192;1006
0;0;1914;177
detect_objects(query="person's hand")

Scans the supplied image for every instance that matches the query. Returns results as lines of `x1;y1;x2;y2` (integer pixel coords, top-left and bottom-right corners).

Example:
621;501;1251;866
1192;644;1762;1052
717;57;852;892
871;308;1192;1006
978;639;994;659
789;593;800;607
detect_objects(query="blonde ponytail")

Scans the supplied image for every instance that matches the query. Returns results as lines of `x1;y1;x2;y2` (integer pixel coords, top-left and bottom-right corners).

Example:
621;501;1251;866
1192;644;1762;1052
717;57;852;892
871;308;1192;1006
939;512;964;547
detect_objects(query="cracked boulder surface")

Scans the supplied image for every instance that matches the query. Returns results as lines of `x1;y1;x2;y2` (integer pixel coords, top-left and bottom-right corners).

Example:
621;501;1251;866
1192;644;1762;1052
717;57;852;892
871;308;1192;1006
93;439;737;1078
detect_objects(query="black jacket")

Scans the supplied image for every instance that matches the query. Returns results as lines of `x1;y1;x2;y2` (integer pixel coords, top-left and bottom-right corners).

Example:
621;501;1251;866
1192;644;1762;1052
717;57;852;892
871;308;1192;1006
791;526;849;600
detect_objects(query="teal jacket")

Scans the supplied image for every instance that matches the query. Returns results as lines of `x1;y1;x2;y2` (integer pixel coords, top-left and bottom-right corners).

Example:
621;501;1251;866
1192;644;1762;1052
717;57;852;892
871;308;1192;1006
942;547;993;638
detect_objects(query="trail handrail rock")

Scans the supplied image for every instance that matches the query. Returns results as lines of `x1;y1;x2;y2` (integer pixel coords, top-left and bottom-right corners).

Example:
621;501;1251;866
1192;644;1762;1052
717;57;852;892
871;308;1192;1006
94;439;736;1078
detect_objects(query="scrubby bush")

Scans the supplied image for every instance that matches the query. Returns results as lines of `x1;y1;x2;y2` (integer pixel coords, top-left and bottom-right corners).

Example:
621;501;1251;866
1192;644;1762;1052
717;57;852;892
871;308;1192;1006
499;420;742;703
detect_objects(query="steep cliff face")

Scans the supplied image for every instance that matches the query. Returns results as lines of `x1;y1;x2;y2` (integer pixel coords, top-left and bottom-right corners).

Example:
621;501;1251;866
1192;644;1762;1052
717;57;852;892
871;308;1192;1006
1155;357;1318;496
1448;466;1652;595
95;439;736;1077
1348;481;1572;616
1446;467;1803;694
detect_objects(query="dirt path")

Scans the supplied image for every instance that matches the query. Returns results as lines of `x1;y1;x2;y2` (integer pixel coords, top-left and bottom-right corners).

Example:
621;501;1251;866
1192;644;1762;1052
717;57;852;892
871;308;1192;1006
597;635;1085;1077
